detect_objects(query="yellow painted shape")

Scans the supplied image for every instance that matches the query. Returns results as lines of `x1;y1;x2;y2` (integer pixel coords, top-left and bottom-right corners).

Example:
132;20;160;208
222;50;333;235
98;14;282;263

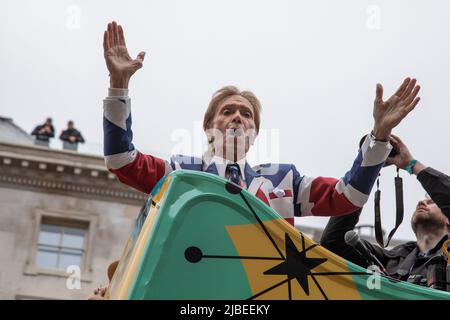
226;219;362;300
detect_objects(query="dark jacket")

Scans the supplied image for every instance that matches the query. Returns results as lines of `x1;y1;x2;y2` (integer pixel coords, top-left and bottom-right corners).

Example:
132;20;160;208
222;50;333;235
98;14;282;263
59;128;85;143
31;124;55;142
320;167;450;288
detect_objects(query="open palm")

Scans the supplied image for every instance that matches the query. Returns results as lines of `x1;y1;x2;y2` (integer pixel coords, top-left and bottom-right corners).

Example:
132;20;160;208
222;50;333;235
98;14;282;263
373;78;421;137
103;21;145;87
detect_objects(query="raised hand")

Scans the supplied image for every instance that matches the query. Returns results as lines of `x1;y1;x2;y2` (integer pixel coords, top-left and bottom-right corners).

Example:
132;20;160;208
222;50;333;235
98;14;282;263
386;134;425;174
372;78;421;140
103;21;145;88
385;134;414;168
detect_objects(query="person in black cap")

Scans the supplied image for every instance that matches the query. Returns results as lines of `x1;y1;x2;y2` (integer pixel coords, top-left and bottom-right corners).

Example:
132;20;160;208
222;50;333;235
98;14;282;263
320;135;450;291
59;120;85;151
31;117;55;146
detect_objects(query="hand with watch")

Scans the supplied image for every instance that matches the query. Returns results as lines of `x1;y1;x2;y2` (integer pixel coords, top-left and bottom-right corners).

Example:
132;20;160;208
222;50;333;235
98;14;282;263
385;134;426;175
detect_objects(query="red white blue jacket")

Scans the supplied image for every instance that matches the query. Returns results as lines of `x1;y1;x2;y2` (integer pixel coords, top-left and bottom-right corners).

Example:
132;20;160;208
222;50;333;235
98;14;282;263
103;88;392;226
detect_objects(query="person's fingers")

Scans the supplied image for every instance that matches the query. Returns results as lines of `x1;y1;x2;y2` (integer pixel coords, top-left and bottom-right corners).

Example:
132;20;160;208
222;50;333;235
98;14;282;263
393;77;410;98
389;137;399;150
107;23;112;46
103;31;109;52
393;135;406;149
386;156;396;164
108;23;115;48
386;156;402;168
136;51;146;62
94;284;104;293
375;83;383;102
390;134;400;142
400;78;415;99
404;96;420;114
112;21;120;48
400;78;416;100
118;25;126;46
403;85;420;107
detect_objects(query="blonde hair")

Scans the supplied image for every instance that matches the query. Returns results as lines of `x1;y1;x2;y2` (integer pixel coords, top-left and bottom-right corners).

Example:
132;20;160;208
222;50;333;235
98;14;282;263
203;85;262;134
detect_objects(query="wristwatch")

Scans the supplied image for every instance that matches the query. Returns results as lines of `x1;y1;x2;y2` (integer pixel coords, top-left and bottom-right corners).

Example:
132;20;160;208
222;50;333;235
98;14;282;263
370;131;389;142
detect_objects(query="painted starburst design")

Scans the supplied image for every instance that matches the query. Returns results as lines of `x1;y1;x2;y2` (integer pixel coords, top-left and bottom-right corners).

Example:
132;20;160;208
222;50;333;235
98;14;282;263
184;182;368;300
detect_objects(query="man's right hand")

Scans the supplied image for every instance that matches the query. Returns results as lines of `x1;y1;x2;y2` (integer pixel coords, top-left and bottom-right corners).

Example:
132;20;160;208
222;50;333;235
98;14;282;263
103;21;145;89
39;126;51;134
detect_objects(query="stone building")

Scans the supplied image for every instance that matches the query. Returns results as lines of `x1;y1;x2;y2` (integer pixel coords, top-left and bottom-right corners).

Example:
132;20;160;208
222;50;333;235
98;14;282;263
0;117;146;300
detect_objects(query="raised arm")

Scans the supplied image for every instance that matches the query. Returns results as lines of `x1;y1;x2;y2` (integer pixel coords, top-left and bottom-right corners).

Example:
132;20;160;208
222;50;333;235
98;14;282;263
103;21;145;89
102;21;170;194
78;132;85;143
295;78;421;217
31;125;42;136
387;135;450;218
59;130;69;141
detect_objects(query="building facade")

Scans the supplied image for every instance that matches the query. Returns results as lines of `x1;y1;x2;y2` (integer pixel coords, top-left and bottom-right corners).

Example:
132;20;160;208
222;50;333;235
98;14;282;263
0;119;147;299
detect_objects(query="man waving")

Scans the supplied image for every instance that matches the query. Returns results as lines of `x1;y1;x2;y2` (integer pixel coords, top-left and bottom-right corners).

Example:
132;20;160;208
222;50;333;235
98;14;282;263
102;21;421;225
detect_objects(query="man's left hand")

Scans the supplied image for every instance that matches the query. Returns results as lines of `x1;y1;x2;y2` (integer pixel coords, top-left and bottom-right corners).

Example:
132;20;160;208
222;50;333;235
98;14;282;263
372;78;421;140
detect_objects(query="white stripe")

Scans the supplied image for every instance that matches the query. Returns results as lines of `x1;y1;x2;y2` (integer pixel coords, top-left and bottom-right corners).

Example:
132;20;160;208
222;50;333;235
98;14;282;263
297;176;315;216
269;198;294;219
103;97;131;131
361;134;393;167
104;150;137;169
334;180;369;207
173;161;182;170
108;88;129;97
266;171;294;218
164;160;173;176
247;177;266;196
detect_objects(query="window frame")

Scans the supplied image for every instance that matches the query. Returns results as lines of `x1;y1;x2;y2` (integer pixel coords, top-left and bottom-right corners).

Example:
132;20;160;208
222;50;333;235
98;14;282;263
36;222;86;270
24;208;97;283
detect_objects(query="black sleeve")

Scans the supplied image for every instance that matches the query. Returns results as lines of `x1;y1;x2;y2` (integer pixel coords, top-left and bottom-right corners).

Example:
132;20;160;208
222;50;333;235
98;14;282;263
320;209;368;267
76;130;85;143
31;125;42;136
320;209;361;253
320;208;390;268
59;130;69;141
49;125;55;138
417;167;450;219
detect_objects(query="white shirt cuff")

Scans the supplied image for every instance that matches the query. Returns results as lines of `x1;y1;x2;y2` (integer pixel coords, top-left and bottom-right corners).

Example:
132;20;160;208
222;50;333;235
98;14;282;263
108;88;129;97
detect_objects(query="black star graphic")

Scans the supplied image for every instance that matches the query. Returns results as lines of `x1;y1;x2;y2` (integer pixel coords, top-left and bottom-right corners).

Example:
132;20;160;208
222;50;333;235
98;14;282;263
184;187;370;300
263;233;326;295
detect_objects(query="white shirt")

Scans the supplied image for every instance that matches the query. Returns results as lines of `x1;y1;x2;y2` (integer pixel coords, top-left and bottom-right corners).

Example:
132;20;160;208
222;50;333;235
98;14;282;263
203;155;247;187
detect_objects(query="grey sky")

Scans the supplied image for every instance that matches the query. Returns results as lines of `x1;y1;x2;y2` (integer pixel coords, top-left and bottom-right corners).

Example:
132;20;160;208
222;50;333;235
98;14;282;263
1;0;449;240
